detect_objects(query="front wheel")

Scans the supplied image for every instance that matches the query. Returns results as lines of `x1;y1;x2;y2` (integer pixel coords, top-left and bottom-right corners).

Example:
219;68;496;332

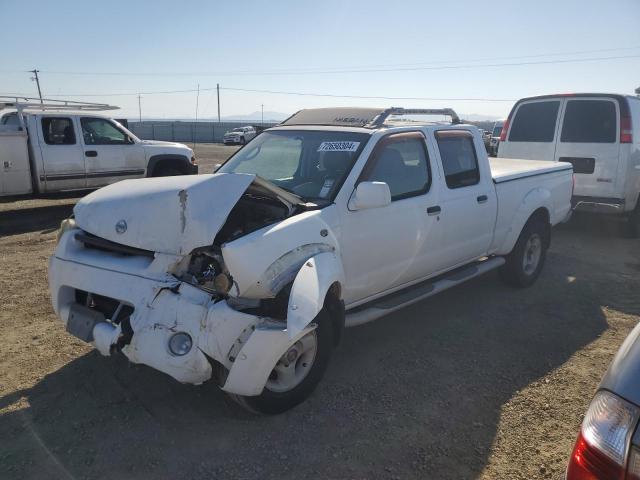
499;217;548;288
227;309;333;415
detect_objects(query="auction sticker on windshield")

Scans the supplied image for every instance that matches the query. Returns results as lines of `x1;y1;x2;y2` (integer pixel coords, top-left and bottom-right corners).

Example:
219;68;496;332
317;141;360;152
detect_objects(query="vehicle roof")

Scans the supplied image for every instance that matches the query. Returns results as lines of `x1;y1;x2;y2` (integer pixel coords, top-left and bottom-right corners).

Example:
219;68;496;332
2;109;115;118
278;106;461;130
513;93;639;104
268;122;477;135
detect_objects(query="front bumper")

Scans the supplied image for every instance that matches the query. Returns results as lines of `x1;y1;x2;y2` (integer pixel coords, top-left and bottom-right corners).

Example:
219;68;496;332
572;196;626;215
48;231;310;396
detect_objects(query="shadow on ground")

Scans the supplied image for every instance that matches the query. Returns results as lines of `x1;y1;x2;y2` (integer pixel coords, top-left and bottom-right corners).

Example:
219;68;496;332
1;223;623;480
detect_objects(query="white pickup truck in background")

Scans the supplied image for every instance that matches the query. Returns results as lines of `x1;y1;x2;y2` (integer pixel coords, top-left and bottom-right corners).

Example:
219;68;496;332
48;107;573;414
0;98;197;196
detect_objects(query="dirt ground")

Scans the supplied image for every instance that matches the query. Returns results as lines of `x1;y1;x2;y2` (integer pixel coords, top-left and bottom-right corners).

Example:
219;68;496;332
1;143;639;479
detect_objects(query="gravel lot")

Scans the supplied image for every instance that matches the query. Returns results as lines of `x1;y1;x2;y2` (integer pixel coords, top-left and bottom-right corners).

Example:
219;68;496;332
1;143;639;479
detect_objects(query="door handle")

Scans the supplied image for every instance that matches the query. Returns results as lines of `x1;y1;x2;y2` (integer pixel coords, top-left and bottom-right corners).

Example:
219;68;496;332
427;205;441;216
477;195;488;204
85;150;98;157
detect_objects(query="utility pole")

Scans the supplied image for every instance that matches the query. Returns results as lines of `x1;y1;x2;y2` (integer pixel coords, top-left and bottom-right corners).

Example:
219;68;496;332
261;104;264;126
217;83;221;123
194;84;200;153
30;69;43;104
137;94;142;123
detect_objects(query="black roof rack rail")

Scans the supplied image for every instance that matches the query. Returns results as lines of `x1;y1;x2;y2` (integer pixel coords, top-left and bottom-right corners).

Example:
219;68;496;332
369;107;460;127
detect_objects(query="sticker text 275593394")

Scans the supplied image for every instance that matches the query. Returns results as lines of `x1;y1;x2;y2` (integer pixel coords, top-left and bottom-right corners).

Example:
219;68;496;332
317;141;360;152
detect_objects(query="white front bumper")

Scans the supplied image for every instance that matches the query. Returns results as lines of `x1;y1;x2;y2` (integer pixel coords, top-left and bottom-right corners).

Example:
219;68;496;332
48;230;309;395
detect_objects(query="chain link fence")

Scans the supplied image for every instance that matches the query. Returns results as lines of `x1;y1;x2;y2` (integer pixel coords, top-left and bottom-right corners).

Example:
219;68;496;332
128;121;279;143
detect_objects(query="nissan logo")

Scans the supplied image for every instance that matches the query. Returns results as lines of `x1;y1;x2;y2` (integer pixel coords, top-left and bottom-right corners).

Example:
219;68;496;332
115;219;127;234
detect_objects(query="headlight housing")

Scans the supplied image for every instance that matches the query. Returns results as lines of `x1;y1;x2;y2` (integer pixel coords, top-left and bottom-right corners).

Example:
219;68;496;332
56;218;77;243
168;332;193;356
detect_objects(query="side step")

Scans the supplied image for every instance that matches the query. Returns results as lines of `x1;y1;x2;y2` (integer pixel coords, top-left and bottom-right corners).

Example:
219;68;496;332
345;256;505;327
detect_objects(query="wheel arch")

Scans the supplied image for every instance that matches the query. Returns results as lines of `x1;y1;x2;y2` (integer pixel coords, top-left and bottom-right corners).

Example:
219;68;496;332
147;154;193;176
286;251;345;340
497;187;553;255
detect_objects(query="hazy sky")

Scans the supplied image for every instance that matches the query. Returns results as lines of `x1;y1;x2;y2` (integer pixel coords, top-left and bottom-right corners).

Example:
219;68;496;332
1;0;639;120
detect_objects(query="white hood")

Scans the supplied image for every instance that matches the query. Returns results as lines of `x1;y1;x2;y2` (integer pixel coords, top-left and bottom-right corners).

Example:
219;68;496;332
74;173;255;255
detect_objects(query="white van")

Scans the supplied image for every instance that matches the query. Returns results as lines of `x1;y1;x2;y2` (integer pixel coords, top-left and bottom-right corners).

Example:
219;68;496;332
498;93;640;235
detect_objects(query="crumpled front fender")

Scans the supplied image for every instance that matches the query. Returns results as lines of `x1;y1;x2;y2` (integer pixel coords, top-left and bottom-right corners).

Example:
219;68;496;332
286;251;345;338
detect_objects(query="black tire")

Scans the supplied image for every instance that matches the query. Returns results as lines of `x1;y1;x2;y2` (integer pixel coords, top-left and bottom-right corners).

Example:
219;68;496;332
227;308;334;415
499;217;549;288
153;166;183;177
240;136;246;145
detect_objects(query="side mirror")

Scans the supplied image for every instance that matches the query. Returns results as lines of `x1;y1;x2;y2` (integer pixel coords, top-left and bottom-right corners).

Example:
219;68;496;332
348;181;391;211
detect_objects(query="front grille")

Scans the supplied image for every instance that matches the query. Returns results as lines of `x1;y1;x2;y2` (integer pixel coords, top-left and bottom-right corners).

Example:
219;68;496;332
75;231;155;258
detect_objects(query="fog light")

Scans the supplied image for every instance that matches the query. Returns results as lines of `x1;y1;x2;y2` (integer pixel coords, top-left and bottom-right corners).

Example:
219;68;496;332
168;332;192;356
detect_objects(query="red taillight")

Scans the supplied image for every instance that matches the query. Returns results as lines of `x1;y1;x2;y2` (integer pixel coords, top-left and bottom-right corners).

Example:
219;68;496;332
567;432;624;480
499;115;511;142
566;391;640;480
621;114;633;144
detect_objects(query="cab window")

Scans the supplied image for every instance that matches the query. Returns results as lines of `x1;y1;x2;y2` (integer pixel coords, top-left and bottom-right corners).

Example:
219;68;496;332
42;117;76;145
81;117;130;145
435;130;480;189
360;132;431;201
508;101;560;142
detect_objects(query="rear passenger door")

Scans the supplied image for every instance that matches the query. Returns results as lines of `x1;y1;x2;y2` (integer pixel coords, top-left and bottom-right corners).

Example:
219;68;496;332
432;129;497;271
498;99;561;161
555;98;621;198
37;116;85;191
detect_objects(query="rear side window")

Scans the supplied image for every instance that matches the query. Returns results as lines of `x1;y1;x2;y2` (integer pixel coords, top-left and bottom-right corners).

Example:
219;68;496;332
42;117;76;145
362;132;431;200
561;100;617;143
435;130;480;189
508;101;560;142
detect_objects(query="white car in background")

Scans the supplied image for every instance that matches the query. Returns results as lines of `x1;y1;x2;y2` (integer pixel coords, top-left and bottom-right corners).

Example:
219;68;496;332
498;93;640;235
223;126;257;145
48;107;572;414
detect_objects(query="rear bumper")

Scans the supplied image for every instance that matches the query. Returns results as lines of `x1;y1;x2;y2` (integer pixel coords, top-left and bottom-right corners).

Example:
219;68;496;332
572;196;626;214
47;231;308;395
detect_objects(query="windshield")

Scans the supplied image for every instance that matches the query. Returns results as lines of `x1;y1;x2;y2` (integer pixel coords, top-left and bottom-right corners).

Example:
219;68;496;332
492;125;503;137
219;129;370;201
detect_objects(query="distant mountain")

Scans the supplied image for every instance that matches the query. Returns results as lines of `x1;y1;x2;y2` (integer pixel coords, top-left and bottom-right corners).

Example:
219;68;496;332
460;113;503;122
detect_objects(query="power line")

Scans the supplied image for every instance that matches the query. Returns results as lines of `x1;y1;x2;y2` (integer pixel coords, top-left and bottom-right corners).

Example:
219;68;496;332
2;49;639;77
0;86;516;102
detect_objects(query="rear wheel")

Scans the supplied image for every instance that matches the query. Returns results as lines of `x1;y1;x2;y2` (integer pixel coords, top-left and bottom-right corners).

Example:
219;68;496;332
227;308;334;415
499;217;548;288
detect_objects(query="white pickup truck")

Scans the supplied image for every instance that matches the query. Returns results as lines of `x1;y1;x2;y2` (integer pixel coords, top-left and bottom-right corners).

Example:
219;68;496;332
48;107;573;414
0;98;197;196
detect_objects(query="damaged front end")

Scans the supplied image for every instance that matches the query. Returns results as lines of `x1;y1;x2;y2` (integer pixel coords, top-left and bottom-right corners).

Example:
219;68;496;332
49;173;344;398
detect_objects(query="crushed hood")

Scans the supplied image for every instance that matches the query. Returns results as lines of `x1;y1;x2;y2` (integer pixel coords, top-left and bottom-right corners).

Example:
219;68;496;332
74;173;256;255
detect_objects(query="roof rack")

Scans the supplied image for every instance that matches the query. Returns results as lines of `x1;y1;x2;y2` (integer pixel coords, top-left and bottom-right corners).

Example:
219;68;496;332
0;96;119;112
279;106;460;128
370;107;460;126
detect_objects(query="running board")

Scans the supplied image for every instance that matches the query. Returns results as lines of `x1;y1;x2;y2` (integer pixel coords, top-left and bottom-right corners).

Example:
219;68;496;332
345;257;505;327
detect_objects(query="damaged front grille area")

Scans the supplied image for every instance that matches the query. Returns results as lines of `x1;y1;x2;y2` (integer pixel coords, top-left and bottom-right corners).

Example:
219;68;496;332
75;231;155;258
75;289;135;350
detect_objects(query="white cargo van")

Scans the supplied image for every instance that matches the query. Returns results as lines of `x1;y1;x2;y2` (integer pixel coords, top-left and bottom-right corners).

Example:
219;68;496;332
498;93;640;235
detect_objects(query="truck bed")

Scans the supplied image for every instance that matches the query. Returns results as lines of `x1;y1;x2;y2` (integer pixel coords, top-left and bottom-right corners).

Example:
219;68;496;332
490;157;572;183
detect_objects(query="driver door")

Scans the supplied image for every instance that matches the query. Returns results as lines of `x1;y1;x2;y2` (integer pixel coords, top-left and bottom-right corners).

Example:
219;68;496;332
80;117;145;188
340;131;442;305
